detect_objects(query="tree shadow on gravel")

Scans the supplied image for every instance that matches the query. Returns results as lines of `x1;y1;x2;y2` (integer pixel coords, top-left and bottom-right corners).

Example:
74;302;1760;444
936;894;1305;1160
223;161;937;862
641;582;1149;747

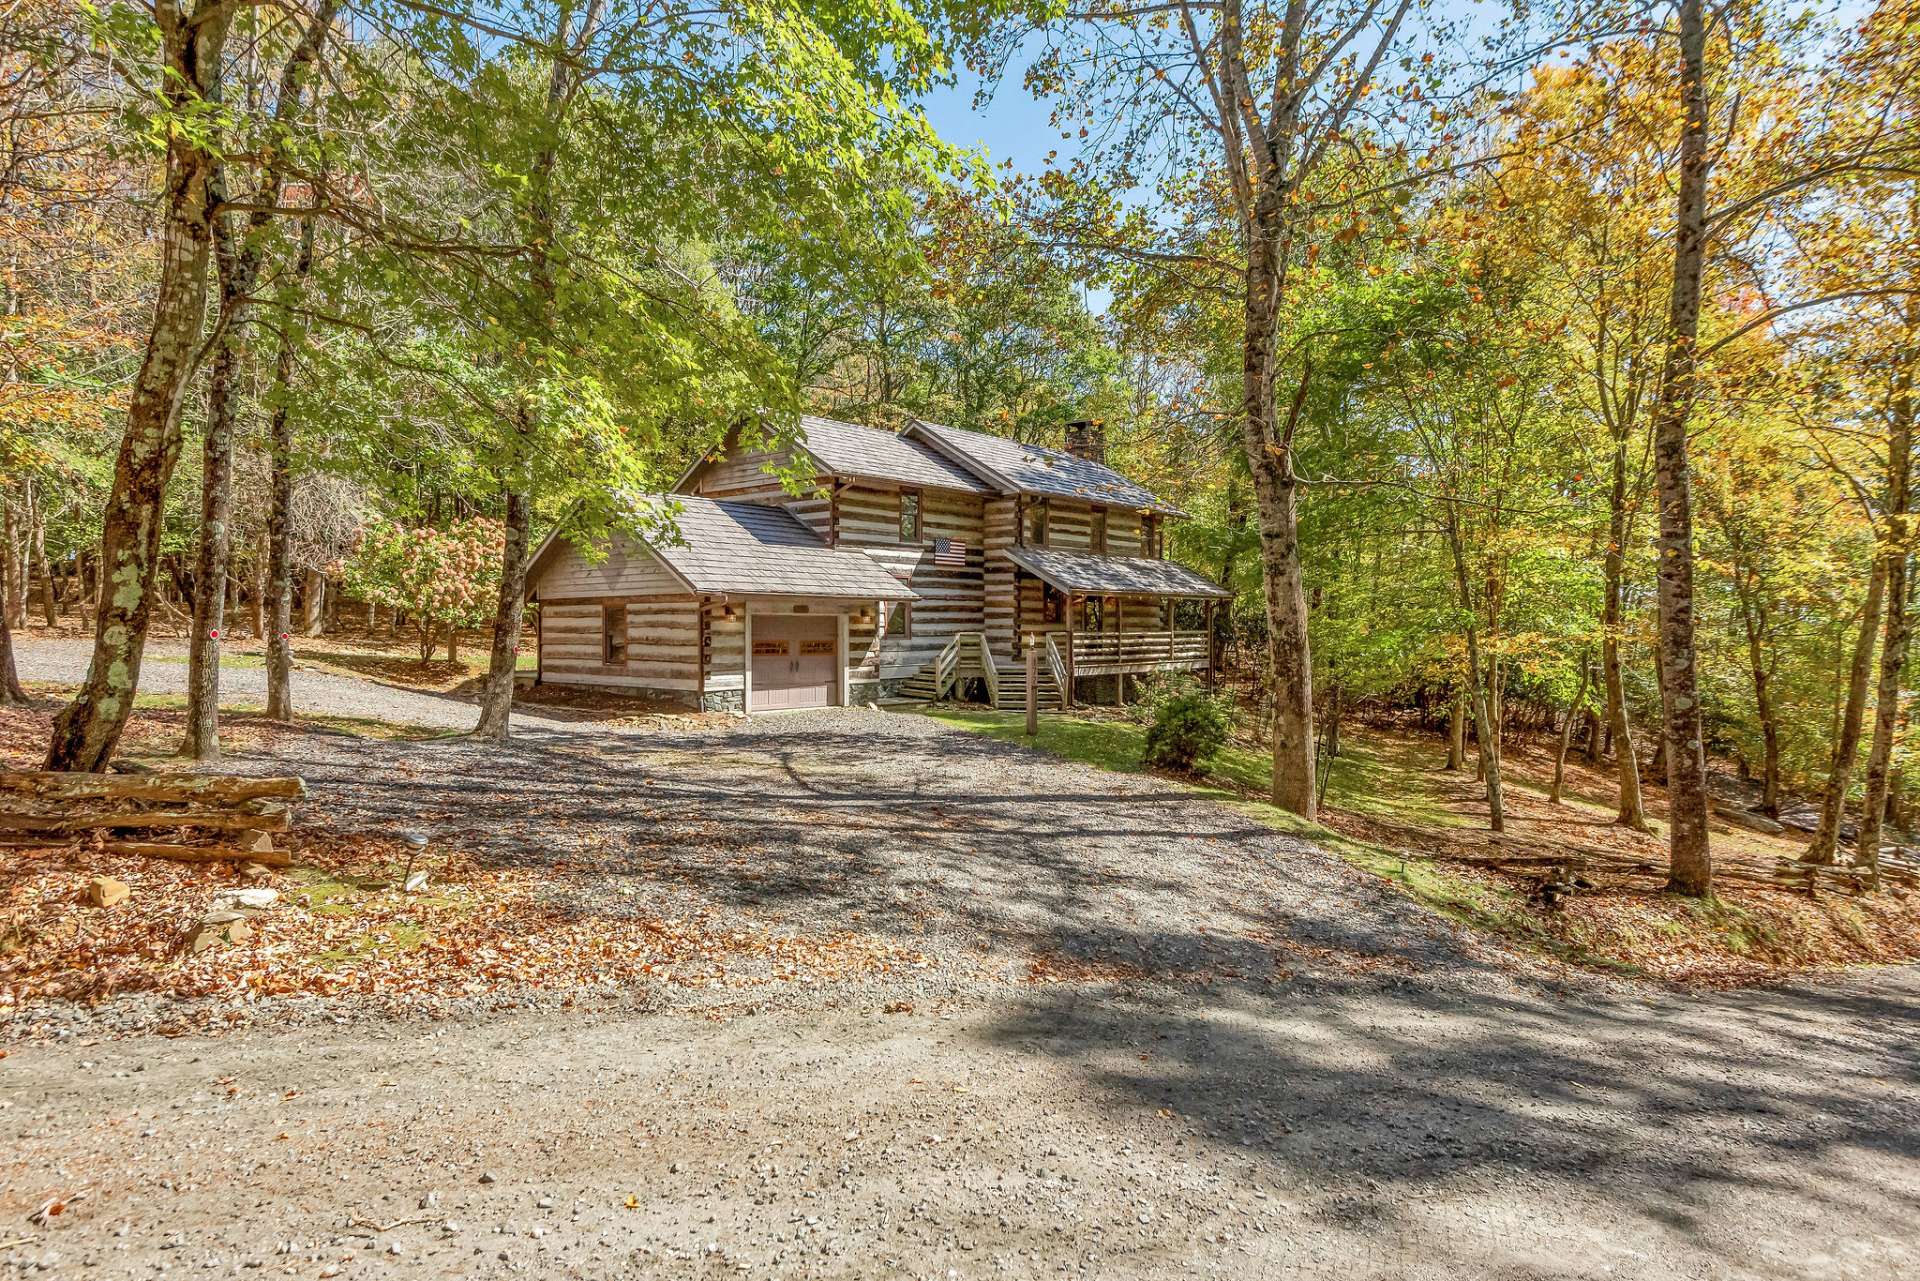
251;714;1474;982
977;971;1920;1274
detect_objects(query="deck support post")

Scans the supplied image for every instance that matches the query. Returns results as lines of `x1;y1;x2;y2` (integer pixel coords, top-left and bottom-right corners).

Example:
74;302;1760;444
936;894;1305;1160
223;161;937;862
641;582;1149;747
1204;600;1216;694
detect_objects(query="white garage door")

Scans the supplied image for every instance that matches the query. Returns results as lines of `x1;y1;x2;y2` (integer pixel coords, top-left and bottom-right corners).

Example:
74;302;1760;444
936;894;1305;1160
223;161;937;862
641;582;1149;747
749;615;838;711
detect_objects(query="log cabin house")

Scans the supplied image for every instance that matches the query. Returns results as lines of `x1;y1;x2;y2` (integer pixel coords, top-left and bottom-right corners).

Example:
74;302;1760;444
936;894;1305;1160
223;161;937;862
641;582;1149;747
524;416;1231;713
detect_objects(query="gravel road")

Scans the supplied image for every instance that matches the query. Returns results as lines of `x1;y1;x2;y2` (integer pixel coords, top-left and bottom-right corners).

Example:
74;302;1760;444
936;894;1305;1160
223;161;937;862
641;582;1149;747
5;971;1916;1279
11;638;545;735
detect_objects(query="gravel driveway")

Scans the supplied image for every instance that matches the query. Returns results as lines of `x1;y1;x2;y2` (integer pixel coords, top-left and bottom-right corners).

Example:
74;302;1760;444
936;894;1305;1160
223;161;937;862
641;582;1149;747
7;639;1918;1277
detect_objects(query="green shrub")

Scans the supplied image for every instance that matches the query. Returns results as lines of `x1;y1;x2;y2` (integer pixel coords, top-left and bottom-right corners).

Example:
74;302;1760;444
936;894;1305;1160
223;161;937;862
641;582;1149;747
1142;686;1232;772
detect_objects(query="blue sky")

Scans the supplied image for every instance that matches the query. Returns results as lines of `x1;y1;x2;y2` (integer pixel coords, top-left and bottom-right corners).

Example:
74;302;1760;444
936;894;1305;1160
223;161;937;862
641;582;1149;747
917;63;1058;177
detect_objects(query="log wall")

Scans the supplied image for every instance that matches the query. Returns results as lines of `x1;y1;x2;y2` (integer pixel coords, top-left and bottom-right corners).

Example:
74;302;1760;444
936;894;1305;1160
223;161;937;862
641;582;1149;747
539;594;702;696
836;483;985;681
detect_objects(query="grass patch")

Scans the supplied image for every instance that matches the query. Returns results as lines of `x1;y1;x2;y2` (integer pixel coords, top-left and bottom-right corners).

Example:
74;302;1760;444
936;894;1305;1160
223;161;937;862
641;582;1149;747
148;653;267;669
316;922;432;968
924;707;1455;828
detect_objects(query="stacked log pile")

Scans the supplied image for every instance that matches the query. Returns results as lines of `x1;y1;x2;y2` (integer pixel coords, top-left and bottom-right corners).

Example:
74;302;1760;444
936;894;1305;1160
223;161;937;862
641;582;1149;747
0;772;306;866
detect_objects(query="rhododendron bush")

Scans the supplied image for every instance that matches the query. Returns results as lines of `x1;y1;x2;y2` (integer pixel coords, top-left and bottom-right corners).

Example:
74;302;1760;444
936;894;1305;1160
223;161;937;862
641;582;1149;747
344;518;504;661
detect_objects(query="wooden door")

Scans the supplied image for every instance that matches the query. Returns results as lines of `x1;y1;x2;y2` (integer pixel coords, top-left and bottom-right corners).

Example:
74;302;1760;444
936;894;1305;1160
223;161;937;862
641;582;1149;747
749;614;838;711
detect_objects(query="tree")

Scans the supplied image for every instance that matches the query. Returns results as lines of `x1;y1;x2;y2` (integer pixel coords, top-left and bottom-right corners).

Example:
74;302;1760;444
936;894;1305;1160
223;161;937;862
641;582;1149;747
992;0;1434;816
181;1;336;760
342;518;503;663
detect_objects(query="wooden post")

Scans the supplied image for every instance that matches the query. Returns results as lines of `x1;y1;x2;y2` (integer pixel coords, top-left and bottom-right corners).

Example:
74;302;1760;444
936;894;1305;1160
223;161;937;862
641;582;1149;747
1205;600;1216;694
1025;636;1039;736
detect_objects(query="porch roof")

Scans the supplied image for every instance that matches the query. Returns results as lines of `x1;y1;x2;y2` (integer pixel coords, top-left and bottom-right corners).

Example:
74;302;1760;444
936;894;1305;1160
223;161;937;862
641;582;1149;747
1005;546;1232;599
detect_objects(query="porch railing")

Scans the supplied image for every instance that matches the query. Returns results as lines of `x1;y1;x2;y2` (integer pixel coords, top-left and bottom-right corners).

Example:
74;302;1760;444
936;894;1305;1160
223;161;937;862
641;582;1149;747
1067;630;1209;671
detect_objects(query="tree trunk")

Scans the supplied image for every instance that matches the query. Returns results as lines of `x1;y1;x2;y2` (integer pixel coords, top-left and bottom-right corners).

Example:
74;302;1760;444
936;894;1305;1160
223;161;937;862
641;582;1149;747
27;482;56;627
1602;429;1650;831
303;569;325;636
1243;339;1316;815
1856;331;1915;878
45;4;232;772
473;490;531;739
184;2;333;739
1445;505;1504;831
182;225;248;761
1551;659;1592;805
251;533;267;640
1446;690;1465;770
0;602;24;702
2;497;21;629
1808;562;1886;864
1648;0;1714;895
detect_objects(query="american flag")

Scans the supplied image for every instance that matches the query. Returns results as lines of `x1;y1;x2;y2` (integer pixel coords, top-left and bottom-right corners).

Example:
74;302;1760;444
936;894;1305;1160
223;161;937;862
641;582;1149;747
934;537;969;567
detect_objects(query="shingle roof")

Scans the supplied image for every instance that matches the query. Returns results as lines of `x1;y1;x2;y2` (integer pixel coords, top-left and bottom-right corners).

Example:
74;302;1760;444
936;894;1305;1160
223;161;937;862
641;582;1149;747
1005;546;1231;599
796;416;992;494
905;419;1187;517
637;496;917;600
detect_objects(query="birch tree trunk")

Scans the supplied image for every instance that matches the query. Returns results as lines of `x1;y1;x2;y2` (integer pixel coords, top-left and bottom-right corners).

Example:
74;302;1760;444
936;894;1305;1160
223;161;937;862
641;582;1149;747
181;1;330;759
1602;429;1650;830
0;600;24;703
1856;334;1915;876
1808;562;1885;864
473;491;530;738
1647;0;1714;895
265;215;315;722
44;3;232;772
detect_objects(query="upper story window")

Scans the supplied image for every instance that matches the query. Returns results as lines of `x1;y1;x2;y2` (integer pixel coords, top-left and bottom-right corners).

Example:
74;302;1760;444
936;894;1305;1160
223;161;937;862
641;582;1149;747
1024;498;1049;547
899;489;921;543
1143;514;1164;559
1090;507;1108;556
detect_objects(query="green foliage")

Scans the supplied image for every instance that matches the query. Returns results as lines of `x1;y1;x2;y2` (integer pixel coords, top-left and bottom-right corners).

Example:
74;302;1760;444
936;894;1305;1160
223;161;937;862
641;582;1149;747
1141;684;1232;772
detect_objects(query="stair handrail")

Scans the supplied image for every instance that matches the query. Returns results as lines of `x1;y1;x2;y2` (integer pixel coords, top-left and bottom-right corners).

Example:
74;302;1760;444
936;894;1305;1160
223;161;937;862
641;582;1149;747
1043;633;1068;697
932;633;961;699
973;632;999;706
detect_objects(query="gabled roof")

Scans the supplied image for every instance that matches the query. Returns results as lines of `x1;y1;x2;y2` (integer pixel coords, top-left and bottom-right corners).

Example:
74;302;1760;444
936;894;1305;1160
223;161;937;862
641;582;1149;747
530;495;917;601
794;416;993;494
1005;546;1231;599
903;419;1188;517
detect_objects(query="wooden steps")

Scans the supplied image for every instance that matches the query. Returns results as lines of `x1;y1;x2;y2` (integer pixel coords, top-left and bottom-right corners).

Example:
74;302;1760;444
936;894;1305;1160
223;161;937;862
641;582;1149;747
993;661;1062;711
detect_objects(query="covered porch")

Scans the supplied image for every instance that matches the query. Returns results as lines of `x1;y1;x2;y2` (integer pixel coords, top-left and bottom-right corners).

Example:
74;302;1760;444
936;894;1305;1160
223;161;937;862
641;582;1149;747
1004;546;1231;706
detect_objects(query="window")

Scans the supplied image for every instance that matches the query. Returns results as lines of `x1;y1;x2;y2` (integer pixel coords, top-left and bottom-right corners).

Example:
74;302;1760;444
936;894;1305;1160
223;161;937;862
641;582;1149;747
1024;498;1049;547
1143;515;1164;559
1083;595;1105;632
601;603;628;665
1090;507;1108;555
899;489;922;543
887;600;913;639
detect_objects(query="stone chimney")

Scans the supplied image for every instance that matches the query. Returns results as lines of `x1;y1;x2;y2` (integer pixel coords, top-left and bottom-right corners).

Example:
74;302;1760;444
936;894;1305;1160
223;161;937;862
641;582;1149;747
1063;419;1106;465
